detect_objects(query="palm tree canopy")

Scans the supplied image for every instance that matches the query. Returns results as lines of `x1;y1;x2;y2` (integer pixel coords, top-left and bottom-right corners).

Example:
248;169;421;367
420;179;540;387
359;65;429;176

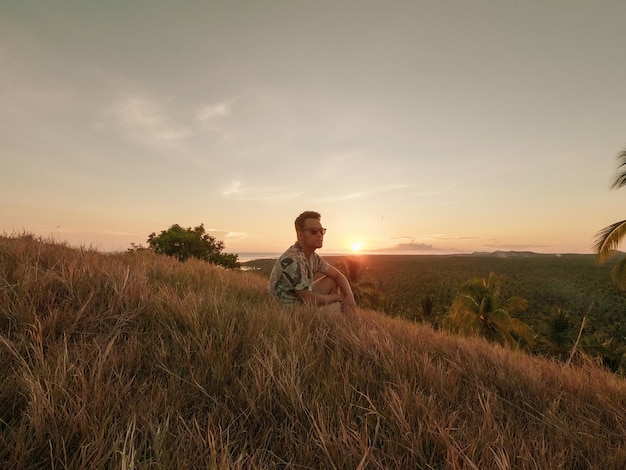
611;149;626;189
446;273;532;347
337;256;386;310
593;219;626;263
610;256;626;291
594;148;626;289
453;273;527;314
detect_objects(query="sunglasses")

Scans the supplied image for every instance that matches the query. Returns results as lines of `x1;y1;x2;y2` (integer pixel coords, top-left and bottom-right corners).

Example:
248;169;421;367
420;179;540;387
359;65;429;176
304;228;327;236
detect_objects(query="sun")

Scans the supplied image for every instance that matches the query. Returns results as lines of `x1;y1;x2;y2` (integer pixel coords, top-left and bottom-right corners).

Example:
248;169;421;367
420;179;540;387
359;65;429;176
350;241;363;253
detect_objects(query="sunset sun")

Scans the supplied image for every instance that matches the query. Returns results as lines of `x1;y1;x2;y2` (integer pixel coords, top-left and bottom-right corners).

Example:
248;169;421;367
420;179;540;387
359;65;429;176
350;241;363;253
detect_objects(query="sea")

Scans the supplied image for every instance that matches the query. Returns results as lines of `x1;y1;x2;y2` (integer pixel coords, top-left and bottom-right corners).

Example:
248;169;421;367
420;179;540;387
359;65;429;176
237;251;359;263
237;253;281;263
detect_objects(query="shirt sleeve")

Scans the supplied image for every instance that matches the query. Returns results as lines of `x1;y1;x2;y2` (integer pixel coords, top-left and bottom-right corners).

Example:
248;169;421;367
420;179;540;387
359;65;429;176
279;256;311;292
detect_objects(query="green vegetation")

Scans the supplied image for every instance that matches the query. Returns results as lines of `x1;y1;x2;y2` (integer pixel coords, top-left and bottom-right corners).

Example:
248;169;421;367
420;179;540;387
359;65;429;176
135;223;240;269
444;272;533;348
595;147;626;289
336;257;387;311
2;234;626;468
246;253;626;373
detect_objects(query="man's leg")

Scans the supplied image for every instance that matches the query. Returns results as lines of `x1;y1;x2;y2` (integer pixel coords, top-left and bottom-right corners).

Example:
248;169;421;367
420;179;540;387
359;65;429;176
313;276;342;313
312;275;339;295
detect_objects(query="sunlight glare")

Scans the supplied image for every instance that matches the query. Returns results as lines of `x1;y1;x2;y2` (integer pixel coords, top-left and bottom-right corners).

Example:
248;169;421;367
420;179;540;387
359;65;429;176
350;241;363;253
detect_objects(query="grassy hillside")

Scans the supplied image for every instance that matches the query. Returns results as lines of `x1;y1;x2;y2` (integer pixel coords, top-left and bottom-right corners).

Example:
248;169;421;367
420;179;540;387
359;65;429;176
1;235;626;468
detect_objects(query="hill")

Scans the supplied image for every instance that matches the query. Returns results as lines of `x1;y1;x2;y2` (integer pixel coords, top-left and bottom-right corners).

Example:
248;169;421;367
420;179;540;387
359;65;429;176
1;235;625;468
467;250;556;257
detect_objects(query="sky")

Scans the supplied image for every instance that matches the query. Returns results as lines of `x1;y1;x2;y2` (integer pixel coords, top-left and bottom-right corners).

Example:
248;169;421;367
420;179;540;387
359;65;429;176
2;0;626;257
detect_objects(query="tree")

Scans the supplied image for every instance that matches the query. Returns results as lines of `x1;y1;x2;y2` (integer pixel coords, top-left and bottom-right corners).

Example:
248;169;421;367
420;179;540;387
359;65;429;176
146;224;240;268
581;331;626;374
444;272;534;348
535;307;574;360
337;256;387;311
416;294;442;328
594;148;626;289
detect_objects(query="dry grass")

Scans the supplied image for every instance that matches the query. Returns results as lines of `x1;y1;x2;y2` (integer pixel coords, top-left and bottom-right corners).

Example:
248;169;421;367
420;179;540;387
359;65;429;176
1;234;625;469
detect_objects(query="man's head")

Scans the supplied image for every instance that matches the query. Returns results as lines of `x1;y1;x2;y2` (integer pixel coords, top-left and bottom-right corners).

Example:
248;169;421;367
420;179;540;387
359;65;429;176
295;211;321;231
295;211;326;251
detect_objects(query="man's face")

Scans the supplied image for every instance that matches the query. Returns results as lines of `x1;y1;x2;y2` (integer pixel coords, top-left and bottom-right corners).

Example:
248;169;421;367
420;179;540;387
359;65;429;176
298;218;326;250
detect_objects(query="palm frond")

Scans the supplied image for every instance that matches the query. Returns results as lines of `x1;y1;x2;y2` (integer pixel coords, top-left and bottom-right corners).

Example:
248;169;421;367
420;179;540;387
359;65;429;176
593;220;626;263
451;293;481;314
508;318;535;343
500;296;528;313
610;150;626;189
446;308;481;335
611;256;626;291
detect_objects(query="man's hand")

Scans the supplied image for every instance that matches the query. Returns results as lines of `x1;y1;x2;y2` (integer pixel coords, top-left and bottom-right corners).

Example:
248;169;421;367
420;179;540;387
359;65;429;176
342;293;357;313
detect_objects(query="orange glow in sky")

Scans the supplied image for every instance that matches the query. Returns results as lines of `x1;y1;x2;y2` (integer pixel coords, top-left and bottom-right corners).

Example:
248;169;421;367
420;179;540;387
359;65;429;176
1;2;625;256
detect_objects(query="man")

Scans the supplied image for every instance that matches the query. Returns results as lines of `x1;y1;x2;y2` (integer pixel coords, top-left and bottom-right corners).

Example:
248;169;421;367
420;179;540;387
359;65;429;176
269;211;357;312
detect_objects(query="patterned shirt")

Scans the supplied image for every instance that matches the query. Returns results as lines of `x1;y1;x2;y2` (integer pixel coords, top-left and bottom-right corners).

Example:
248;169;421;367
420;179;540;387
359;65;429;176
268;242;331;303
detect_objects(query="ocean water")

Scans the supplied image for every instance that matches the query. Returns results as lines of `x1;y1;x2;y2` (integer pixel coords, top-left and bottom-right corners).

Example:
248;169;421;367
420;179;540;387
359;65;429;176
237;253;281;263
237;251;355;263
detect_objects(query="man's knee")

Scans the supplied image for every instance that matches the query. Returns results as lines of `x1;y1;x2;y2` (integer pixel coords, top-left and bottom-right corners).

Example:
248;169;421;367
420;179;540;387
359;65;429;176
312;275;338;295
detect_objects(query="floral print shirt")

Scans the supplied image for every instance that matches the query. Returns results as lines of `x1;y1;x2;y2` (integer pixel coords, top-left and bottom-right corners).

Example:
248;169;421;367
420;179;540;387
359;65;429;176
268;242;330;303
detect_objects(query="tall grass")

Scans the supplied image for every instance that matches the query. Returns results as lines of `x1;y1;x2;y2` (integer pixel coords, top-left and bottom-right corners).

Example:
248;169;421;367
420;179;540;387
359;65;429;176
1;234;625;469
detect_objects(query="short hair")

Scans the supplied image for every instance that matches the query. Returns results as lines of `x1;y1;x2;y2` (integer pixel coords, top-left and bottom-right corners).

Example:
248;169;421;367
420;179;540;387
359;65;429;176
294;211;321;230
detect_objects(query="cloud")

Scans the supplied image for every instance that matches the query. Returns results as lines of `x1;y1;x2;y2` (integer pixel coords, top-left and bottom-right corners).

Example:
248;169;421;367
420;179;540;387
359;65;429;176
427;234;480;241
221;180;242;196
197;99;236;140
103;97;191;149
206;228;248;241
224;231;248;240
197;102;232;121
220;180;303;201
379;242;442;253
308;183;409;203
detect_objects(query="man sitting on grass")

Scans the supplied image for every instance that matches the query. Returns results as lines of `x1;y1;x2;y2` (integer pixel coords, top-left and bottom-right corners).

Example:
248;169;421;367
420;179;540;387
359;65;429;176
269;211;357;313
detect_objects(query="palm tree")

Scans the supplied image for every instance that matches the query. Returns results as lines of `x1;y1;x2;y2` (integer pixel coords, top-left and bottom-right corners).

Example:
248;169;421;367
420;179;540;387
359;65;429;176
444;272;534;348
581;331;626;374
413;294;441;328
594;148;626;289
337;257;386;310
536;306;574;360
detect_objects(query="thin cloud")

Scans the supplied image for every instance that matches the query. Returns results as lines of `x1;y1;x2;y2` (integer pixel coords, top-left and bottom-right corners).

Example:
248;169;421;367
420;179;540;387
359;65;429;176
220;180;303;201
379;242;442;252
225;231;247;240
308;183;409;203
207;228;248;241
198;102;232;121
197;98;238;140
426;234;481;241
221;181;243;196
381;234;484;253
103;97;191;149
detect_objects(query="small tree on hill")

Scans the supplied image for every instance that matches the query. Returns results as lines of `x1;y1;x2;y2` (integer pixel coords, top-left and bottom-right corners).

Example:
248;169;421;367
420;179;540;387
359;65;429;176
146;224;240;268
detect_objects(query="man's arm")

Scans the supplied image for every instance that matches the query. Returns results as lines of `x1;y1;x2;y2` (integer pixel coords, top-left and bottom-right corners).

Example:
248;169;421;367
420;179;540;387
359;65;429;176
295;288;343;306
294;266;357;311
324;266;357;311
